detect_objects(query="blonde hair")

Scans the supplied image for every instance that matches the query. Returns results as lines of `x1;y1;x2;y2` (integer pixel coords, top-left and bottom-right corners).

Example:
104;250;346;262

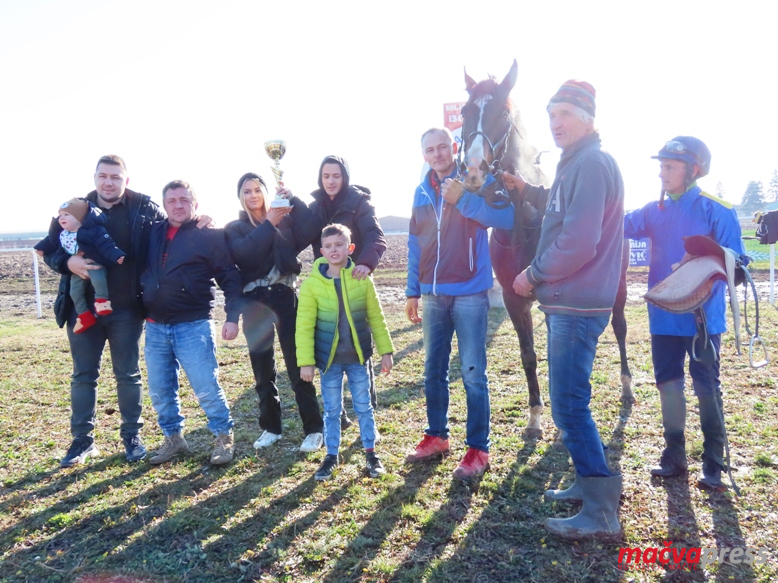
239;177;269;226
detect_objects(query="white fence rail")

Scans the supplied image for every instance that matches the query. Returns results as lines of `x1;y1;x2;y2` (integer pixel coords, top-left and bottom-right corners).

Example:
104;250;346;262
1;248;43;318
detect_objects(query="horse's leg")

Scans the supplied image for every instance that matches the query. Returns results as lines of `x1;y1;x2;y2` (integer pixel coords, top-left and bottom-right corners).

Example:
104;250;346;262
502;285;543;436
612;244;633;402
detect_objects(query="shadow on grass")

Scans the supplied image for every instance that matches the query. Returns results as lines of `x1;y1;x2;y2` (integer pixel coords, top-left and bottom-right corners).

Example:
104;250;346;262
387;435;575;582
202;440;366;579
654;477;705;582
319;460;442;582
0;378;298;582
606;395;634;477
709;489;756;583
419;406;635;581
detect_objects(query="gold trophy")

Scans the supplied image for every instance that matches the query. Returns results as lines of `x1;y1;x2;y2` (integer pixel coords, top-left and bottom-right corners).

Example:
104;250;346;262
264;139;290;208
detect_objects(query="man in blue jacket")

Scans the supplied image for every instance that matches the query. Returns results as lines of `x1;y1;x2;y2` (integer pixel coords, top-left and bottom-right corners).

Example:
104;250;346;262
141;180;243;466
624;137;746;490
510;80;625;540
404;127;514;480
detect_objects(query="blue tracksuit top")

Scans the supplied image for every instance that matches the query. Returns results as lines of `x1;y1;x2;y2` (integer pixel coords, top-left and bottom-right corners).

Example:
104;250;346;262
624;185;747;336
406;169;514;297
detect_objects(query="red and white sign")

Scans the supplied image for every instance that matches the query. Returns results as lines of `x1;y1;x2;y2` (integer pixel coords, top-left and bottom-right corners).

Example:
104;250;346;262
443;102;465;146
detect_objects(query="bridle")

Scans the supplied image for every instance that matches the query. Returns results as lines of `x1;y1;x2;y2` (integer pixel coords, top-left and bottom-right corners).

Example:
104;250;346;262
457;103;527;217
457;107;518;179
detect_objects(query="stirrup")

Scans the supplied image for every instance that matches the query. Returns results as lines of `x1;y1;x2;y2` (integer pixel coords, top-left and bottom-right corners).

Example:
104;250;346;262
749;335;769;368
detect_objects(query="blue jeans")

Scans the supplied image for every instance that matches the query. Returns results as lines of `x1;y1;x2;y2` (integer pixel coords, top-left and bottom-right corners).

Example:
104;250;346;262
546;313;611;477
320;362;376;455
422;292;490;452
144;319;233;436
66;308;144;438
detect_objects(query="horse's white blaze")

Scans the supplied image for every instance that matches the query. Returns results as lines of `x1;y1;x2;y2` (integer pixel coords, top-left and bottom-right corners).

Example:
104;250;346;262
527;404;543;430
464;95;492;188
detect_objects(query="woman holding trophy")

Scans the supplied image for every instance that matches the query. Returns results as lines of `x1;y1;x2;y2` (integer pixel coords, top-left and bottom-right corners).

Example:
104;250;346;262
225;141;324;453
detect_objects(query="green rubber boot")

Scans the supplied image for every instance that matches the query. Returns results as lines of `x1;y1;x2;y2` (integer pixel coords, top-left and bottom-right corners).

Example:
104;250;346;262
697;392;727;490
545;473;583;504
544;473;623;541
650;383;688;478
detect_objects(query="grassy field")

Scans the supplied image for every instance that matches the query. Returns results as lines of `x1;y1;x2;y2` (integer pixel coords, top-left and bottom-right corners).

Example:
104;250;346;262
1;289;777;582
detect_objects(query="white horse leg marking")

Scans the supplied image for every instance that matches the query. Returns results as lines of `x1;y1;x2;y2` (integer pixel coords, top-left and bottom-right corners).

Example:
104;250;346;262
527;404;543;431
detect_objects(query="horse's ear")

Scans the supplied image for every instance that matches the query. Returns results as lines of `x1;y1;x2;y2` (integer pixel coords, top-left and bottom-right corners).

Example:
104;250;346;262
500;59;518;93
464;67;477;93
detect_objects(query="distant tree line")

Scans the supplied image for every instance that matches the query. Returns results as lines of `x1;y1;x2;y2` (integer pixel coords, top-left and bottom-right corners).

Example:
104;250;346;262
724;169;778;214
744;170;778;211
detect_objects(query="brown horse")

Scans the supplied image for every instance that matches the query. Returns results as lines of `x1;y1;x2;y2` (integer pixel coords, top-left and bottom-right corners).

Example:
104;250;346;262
459;60;633;435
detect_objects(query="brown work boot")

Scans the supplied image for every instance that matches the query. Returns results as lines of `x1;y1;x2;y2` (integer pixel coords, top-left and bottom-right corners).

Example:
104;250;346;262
150;433;189;465
211;432;234;465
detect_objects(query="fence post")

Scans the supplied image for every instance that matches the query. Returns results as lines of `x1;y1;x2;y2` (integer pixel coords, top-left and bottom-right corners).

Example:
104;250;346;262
32;250;42;318
771;243;775;306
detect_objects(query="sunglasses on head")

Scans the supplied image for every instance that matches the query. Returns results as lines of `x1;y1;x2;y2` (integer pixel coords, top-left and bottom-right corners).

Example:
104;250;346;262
663;141;687;154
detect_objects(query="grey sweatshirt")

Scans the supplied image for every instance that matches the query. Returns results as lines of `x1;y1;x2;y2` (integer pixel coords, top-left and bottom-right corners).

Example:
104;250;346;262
526;132;624;317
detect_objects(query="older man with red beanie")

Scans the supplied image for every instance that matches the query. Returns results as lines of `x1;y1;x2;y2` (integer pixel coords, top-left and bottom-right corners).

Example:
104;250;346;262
503;80;625;541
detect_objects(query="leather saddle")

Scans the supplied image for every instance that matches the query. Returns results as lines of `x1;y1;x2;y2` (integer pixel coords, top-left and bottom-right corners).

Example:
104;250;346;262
644;235;745;352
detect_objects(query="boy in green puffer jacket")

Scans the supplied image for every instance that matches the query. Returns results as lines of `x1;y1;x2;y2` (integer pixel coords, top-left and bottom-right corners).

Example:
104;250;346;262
297;223;394;481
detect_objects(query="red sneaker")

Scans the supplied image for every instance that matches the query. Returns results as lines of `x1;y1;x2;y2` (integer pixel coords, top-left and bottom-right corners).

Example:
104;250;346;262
405;434;450;463
94;299;113;316
73;311;96;334
452;448;489;480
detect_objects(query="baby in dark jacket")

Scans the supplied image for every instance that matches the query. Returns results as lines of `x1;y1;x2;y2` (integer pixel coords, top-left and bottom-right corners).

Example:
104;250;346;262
35;198;126;333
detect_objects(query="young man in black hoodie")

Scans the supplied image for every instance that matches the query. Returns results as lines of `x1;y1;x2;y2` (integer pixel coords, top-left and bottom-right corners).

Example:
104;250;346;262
306;156;386;278
301;156;387;424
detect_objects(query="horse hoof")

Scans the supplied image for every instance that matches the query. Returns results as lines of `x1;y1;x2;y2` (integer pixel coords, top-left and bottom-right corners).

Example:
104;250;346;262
552;437;569;453
523;427;543;439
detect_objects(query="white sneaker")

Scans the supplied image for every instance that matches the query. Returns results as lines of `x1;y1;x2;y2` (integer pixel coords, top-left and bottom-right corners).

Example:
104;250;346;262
299;432;323;452
254;430;282;449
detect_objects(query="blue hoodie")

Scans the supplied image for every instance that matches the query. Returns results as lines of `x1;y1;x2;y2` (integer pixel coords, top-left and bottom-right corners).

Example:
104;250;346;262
624;184;747;336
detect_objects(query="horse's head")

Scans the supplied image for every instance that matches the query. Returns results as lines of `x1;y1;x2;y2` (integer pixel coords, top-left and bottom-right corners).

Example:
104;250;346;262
460;59;518;191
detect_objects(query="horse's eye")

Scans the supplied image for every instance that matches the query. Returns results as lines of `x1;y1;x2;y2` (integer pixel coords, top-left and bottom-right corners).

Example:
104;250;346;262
502;110;510;119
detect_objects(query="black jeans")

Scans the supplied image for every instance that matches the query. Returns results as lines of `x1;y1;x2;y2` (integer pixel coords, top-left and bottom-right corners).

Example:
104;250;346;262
242;285;323;435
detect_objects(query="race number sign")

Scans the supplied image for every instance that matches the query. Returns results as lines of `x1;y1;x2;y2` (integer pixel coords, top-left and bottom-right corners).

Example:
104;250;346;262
443;102;465;148
629;238;651;267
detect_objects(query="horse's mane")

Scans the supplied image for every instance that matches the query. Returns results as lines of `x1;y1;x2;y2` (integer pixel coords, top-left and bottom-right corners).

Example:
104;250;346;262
466;77;514;110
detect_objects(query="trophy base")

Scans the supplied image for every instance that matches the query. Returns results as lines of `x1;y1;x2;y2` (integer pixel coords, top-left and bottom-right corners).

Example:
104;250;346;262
270;198;290;208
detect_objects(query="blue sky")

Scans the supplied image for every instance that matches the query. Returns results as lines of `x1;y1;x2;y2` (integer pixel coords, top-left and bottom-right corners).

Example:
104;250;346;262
1;0;775;232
